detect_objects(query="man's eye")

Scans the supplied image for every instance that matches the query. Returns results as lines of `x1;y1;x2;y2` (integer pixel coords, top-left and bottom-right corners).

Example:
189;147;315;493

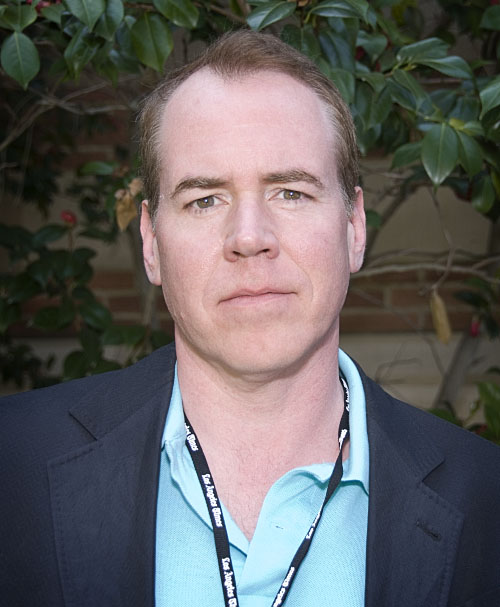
193;196;216;209
282;190;302;200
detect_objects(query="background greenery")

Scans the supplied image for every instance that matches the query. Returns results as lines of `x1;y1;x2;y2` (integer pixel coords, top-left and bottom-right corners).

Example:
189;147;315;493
1;0;499;441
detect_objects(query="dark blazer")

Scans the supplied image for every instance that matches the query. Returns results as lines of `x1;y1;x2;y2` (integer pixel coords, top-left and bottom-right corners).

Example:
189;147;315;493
1;343;499;607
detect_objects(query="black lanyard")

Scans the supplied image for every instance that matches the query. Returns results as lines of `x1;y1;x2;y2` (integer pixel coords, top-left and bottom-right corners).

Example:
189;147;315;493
184;376;350;607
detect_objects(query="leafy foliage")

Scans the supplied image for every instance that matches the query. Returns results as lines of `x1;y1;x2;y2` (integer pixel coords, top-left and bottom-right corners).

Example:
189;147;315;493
0;0;499;428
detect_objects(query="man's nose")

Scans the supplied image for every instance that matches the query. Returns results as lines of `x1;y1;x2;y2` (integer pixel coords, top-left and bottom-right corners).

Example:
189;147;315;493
223;199;280;261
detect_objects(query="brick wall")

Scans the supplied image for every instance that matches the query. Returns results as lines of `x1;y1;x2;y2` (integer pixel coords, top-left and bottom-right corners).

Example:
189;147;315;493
85;268;473;336
15;267;474;340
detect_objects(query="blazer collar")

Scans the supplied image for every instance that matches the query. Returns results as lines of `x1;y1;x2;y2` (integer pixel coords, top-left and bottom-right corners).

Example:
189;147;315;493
49;347;464;607
48;344;176;607
361;371;464;607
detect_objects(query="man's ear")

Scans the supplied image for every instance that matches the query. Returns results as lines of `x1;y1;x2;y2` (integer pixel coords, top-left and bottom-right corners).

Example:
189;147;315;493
140;201;162;286
347;187;366;274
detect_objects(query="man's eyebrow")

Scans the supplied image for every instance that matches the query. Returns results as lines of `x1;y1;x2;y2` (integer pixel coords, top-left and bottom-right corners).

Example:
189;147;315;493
262;169;325;190
170;176;228;199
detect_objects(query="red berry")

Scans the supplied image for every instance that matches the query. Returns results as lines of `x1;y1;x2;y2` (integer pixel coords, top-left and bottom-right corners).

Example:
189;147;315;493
355;47;365;61
469;319;480;338
61;210;77;226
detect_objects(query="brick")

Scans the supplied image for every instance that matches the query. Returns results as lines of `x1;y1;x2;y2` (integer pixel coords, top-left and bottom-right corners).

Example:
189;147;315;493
422;269;471;282
108;296;142;313
340;310;421;333
90;271;135;290
389;288;426;307
159;318;175;334
344;288;384;308
352;270;422;286
422;310;473;332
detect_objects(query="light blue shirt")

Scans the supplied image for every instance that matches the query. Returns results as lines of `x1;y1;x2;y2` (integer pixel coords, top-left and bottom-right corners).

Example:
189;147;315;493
155;350;369;606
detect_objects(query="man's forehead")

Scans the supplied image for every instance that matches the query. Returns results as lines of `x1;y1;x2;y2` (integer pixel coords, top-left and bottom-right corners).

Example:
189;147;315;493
160;67;330;129
156;67;338;195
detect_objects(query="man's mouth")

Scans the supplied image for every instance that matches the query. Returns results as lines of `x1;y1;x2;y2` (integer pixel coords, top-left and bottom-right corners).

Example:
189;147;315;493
221;288;293;305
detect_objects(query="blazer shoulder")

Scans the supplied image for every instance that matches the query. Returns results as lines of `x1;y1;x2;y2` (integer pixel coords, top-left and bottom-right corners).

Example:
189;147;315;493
360;366;500;500
0;343;176;456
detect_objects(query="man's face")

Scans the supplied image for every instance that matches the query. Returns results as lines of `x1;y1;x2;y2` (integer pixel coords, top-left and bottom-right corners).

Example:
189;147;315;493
141;69;365;379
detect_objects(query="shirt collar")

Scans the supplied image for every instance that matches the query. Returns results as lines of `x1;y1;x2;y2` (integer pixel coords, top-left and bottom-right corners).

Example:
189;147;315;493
162;350;369;493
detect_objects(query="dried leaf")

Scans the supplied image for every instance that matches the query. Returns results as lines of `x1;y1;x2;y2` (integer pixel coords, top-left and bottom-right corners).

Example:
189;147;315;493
128;177;143;197
115;191;137;231
430;290;451;344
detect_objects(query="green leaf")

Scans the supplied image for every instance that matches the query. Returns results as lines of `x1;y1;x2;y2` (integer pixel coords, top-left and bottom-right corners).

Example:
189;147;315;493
478;382;500;438
311;0;360;19
95;0;124;40
101;324;147;346
480;5;500;31
344;0;371;21
356;71;385;93
65;0;106;30
396;37;448;63
247;1;296;31
80;160;115;175
92;358;122;374
328;67;355;103
456;131;483;178
480;75;500;119
41;3;66;25
368;85;392;127
365;209;381;228
27;258;53;288
131;13;173;71
64;25;101;79
353;81;373;128
319;30;355;71
451;96;480;123
428;408;462;426
72;285;95;302
471;175;496;214
33;307;62;331
1;32;40;90
0;4;37;32
79;326;102;360
421;123;458;186
461;121;484;137
281;24;321;60
32;224;68;248
63;350;88;380
150;329;173;349
391;141;422;168
154;0;199;29
417;56;473;80
356;30;387;61
79;300;112;330
7;275;40;304
0;223;34;258
59;297;77;326
0;299;21;333
390;68;429;111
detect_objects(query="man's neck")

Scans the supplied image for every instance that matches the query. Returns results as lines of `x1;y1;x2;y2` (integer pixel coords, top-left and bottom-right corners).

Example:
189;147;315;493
177;337;343;452
175;336;345;539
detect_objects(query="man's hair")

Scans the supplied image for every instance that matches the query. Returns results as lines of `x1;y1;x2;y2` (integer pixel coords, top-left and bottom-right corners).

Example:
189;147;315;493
139;30;359;220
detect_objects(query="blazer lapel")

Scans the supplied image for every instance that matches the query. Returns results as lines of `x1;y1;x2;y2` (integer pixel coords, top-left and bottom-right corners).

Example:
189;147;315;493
363;378;464;607
48;347;175;607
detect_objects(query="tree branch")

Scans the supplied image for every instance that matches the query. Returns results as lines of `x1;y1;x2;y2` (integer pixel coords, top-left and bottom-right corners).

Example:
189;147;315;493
356;261;500;284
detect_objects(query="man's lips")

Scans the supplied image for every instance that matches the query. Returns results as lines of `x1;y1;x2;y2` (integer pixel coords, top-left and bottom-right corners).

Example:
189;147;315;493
220;288;293;304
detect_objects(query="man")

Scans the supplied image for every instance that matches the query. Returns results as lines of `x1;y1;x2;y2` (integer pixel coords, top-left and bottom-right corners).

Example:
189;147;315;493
1;31;499;607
